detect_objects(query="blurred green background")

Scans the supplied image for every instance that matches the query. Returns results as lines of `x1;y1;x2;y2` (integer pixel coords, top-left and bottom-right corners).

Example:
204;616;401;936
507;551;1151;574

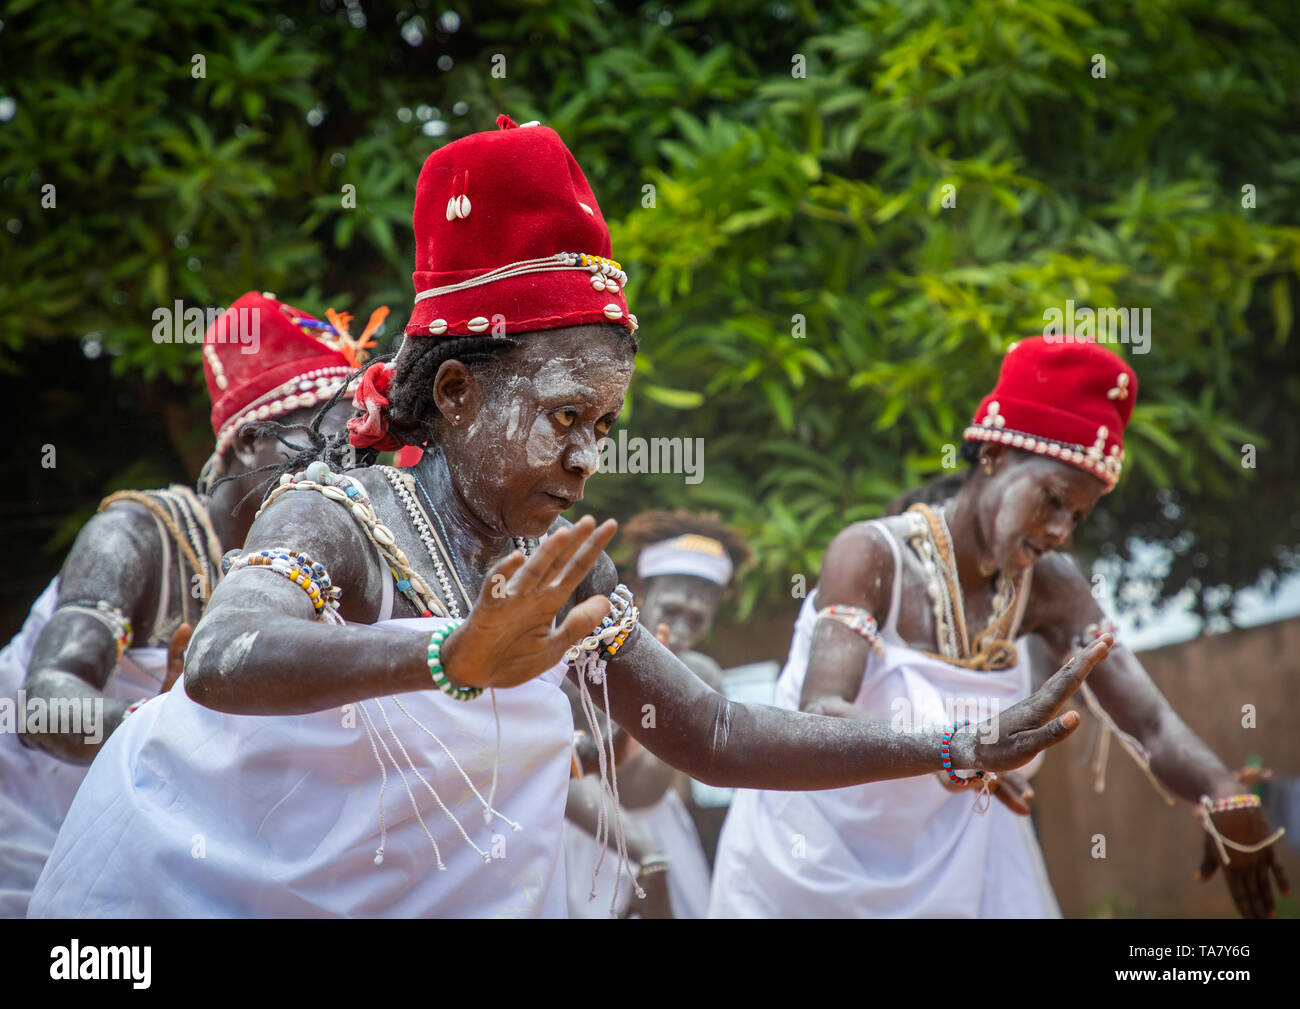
2;0;1298;635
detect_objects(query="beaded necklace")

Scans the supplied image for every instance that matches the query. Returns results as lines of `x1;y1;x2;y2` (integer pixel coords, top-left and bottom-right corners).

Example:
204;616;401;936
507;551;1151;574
905;503;1026;671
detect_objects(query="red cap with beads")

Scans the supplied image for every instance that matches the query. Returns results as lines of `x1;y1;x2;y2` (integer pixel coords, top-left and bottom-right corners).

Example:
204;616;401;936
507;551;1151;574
963;336;1138;491
204;292;377;452
405;114;635;340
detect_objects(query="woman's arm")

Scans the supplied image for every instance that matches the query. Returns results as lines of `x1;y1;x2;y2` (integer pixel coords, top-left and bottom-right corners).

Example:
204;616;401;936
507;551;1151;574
571;553;1103;790
185;488;616;714
1029;554;1238;803
22;505;163;762
1028;553;1289;917
798;523;891;720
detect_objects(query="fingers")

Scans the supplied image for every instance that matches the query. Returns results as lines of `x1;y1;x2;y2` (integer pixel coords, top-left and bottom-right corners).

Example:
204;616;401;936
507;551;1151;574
477;550;528;607
162;623;192;694
1224;866;1255;919
1269;853;1291;897
1250;862;1276;919
551;594;614;655
547;518;618;601
1194;841;1220;885
994;772;1034;816
508;518;587;594
1012;711;1081;762
1033;636;1112;716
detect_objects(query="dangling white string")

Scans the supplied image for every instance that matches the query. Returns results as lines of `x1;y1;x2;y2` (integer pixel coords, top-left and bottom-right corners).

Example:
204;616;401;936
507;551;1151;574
356;701;390;865
575;651;612;897
390;693;521;833
573;647;642;916
358;700;445;870
1079;682;1177;805
600;664;643;908
372;696;491;863
972;772;998;814
484;688;503;827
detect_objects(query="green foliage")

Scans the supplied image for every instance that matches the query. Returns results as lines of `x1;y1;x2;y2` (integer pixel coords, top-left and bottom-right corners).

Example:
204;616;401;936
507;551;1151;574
1;0;1297;626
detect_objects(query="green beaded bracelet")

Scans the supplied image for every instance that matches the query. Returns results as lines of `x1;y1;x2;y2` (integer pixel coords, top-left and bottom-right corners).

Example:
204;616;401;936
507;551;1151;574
426;620;481;702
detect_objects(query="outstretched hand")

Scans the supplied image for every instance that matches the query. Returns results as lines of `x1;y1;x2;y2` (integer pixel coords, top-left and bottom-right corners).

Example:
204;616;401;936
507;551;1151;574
1195;804;1290;918
439;515;618;690
959;635;1112;773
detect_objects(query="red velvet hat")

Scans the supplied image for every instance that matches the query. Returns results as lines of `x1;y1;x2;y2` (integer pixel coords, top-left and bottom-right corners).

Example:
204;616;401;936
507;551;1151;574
406;114;635;339
205;292;381;453
963;336;1138;491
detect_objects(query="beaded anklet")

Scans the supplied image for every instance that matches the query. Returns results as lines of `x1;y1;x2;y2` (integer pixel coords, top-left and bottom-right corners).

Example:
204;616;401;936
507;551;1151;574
55;600;134;661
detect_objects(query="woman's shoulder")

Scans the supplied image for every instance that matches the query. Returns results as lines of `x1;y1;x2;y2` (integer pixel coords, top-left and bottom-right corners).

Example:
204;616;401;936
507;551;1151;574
817;518;900;614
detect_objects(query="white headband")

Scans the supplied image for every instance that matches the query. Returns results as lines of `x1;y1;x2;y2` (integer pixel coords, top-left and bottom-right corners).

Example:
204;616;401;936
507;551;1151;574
636;535;733;586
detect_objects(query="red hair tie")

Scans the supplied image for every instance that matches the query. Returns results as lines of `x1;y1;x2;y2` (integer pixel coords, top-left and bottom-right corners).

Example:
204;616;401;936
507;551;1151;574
347;361;403;452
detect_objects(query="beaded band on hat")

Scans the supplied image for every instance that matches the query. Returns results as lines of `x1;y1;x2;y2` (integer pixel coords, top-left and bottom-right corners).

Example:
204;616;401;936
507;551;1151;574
214;368;355;455
414;252;637;334
963;421;1124;490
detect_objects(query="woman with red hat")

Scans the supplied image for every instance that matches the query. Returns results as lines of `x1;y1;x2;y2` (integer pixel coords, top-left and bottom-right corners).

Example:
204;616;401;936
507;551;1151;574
709;337;1288;918
30;121;1107;919
0;293;358;917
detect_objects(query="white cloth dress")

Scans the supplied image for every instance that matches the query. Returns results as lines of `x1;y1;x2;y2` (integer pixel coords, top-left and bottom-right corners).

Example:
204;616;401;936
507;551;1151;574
0;577;168;917
709;519;1060;918
28;605;576;918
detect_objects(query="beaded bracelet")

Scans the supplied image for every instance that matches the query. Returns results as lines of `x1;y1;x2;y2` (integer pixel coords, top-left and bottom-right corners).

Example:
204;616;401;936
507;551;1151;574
637;854;670;879
225;548;342;618
427;620;482;702
941;720;984;785
55;600;134;661
1205;794;1261;814
1071;617;1119;654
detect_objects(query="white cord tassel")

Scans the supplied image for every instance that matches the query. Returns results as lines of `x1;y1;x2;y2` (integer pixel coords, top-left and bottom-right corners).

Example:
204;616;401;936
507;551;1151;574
372;697;492;863
391;694;521;833
1079;682;1177;806
358;700;445;870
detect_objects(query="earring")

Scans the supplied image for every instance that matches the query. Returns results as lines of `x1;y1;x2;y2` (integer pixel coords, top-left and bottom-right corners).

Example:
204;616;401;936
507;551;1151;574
455;415;461;424
982;457;993;475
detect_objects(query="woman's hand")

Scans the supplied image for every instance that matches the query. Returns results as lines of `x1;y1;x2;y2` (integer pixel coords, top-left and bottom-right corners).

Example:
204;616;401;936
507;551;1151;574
440;515;619;689
1195;805;1291;918
955;635;1112;772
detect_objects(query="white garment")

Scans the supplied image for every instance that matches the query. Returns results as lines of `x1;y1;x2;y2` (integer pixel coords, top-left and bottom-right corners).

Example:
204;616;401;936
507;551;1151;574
709;520;1060;919
28;613;575;918
625;788;712;918
0;577;168;918
564;786;712;919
